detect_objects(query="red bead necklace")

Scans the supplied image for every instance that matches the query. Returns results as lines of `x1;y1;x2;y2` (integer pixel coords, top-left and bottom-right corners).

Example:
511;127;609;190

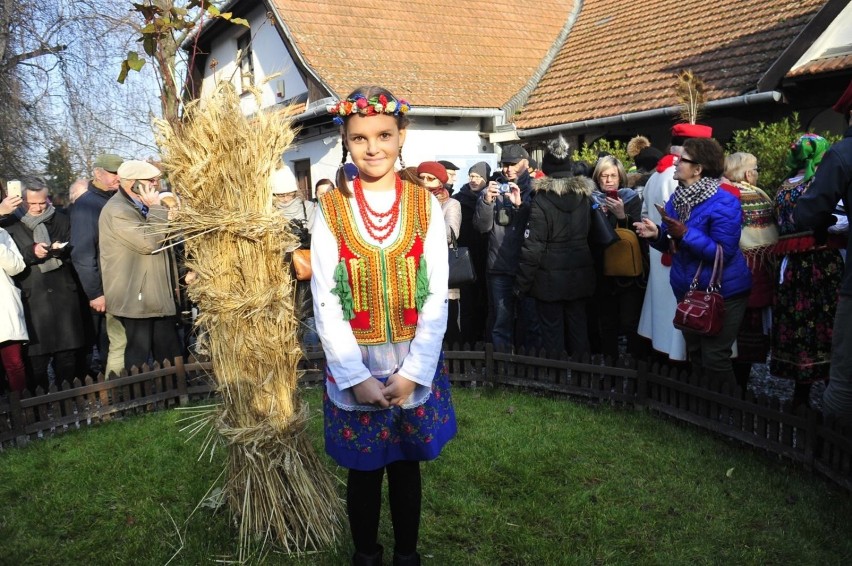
353;175;403;243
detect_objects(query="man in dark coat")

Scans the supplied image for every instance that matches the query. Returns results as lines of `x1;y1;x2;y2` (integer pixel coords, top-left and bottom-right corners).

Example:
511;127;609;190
515;136;596;356
794;81;852;426
474;145;539;351
70;153;123;376
6;179;87;390
452;161;491;344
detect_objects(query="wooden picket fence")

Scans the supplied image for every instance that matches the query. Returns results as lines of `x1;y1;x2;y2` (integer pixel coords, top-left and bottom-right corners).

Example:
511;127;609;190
1;344;850;492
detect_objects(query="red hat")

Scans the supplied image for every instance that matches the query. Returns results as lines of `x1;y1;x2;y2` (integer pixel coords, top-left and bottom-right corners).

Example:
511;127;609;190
832;80;852;117
416;161;448;184
671;123;713;139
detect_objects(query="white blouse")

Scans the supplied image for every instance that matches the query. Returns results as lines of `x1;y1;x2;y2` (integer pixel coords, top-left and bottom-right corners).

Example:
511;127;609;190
311;187;449;410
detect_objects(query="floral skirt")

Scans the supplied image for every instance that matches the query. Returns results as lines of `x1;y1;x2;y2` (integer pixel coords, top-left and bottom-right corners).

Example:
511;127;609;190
770;248;844;383
323;360;457;471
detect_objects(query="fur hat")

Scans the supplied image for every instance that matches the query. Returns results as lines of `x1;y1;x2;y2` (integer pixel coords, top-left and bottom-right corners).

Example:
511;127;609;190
541;135;574;178
468;161;491;180
627;136;651;159
416;161;448;184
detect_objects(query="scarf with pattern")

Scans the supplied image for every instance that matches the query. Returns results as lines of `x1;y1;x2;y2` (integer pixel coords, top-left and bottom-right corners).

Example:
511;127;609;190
671;176;719;222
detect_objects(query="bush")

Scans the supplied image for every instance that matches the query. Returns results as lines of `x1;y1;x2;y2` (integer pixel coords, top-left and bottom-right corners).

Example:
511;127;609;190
727;113;841;198
572;138;631;169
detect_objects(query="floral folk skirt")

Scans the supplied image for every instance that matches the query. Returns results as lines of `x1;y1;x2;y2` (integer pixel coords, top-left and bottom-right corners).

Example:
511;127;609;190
770;248;844;383
323;360;457;471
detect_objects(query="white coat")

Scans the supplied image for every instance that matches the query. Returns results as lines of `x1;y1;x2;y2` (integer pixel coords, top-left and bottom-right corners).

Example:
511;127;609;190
637;165;686;361
0;227;28;342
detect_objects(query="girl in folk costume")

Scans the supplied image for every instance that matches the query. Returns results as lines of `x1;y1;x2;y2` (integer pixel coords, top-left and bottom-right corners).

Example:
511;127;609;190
311;86;456;566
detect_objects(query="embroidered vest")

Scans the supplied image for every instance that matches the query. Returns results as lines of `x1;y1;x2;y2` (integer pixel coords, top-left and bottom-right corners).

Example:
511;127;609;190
320;181;432;345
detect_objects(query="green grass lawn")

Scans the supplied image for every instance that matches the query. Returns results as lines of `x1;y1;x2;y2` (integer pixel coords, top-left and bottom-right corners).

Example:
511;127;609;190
1;386;851;565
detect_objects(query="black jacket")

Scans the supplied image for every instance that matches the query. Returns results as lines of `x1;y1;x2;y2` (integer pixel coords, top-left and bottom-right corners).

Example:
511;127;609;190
6;212;87;355
515;175;596;302
795;126;852;297
473;169;534;275
69;182;115;300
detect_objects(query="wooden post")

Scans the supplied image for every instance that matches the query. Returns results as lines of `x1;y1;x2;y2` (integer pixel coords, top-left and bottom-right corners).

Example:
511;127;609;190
8;391;28;447
485;342;495;388
174;355;189;406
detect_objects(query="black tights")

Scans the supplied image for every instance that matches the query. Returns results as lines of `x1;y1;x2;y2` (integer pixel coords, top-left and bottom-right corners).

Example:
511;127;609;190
347;460;421;556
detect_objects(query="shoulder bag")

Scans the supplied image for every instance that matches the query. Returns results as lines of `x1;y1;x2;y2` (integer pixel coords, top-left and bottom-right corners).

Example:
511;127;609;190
448;228;476;287
603;216;644;277
672;244;725;336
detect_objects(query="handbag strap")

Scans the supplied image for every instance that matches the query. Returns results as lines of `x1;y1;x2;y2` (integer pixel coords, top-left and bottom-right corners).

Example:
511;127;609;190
707;244;724;291
449;227;459;254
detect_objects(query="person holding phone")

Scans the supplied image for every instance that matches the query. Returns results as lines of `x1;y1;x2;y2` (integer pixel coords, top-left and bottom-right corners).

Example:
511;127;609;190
589;155;645;360
5;177;87;391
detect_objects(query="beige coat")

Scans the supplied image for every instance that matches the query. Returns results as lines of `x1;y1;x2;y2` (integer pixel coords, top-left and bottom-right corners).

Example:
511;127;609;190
98;192;176;318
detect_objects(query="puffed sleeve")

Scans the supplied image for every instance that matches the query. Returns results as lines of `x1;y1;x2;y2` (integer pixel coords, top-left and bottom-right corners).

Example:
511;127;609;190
310;203;372;390
397;196;449;386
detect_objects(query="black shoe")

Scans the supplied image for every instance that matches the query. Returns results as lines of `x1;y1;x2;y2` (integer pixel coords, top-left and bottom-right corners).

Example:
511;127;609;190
393;551;421;566
352;544;383;566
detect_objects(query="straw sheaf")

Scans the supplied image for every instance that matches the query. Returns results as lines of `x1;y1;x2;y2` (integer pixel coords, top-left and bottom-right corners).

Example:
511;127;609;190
154;84;342;558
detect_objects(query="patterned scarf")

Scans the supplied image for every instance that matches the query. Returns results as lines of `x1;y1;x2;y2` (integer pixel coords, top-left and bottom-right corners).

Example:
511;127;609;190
671;176;719;222
19;204;62;273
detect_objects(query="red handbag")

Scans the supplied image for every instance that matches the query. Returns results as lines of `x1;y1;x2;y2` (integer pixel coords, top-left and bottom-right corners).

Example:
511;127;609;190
673;244;725;336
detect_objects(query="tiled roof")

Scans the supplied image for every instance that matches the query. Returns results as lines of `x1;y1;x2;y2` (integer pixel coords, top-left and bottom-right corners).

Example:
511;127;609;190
787;53;852;77
515;0;826;129
269;0;573;108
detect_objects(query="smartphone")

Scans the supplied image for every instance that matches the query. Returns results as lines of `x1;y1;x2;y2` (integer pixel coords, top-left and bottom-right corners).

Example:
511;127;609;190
605;188;619;200
6;180;21;199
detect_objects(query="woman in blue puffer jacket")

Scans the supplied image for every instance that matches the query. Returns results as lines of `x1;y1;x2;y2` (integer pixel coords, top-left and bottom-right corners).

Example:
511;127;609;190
634;137;751;384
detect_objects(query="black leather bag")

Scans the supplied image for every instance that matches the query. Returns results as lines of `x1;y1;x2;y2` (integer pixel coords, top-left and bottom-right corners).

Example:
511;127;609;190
589;201;620;248
448;229;476;287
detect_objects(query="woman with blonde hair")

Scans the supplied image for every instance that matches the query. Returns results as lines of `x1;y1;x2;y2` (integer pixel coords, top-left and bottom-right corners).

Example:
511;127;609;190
590;154;645;359
724;152;778;389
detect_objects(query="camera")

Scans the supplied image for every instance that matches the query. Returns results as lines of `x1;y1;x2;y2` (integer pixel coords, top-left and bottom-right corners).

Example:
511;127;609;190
494;174;510;194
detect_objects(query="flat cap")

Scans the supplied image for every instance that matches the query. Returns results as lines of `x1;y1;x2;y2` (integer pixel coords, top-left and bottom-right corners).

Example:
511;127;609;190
117;160;162;181
94;154;124;173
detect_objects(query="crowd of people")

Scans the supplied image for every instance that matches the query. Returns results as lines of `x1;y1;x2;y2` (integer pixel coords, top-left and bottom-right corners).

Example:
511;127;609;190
0;157;184;393
1;85;851;423
1;81;851;564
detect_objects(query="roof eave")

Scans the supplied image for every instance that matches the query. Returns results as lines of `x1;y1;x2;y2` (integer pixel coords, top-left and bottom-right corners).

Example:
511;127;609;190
757;0;849;92
517;91;784;139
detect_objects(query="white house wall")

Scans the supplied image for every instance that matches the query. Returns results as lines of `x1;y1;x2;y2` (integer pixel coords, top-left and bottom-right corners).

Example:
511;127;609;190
199;5;307;114
283;118;497;192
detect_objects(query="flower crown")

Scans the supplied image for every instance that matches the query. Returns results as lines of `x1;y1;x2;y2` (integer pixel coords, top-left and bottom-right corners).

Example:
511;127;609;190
327;93;411;125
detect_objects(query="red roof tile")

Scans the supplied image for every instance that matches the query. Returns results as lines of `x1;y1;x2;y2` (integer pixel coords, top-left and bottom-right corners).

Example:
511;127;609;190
269;0;573;108
515;0;826;129
787;53;852;77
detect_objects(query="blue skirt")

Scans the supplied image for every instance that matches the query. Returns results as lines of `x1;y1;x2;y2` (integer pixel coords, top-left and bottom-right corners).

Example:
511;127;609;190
323;359;457;471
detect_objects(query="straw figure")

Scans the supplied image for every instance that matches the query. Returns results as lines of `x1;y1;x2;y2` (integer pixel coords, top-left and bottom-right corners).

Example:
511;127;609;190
153;84;342;558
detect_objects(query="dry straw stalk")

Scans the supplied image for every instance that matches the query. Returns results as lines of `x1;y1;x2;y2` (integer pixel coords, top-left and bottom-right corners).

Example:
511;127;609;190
154;84;342;559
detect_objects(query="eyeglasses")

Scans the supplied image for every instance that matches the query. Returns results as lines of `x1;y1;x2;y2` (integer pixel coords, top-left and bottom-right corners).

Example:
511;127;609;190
677;157;700;165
